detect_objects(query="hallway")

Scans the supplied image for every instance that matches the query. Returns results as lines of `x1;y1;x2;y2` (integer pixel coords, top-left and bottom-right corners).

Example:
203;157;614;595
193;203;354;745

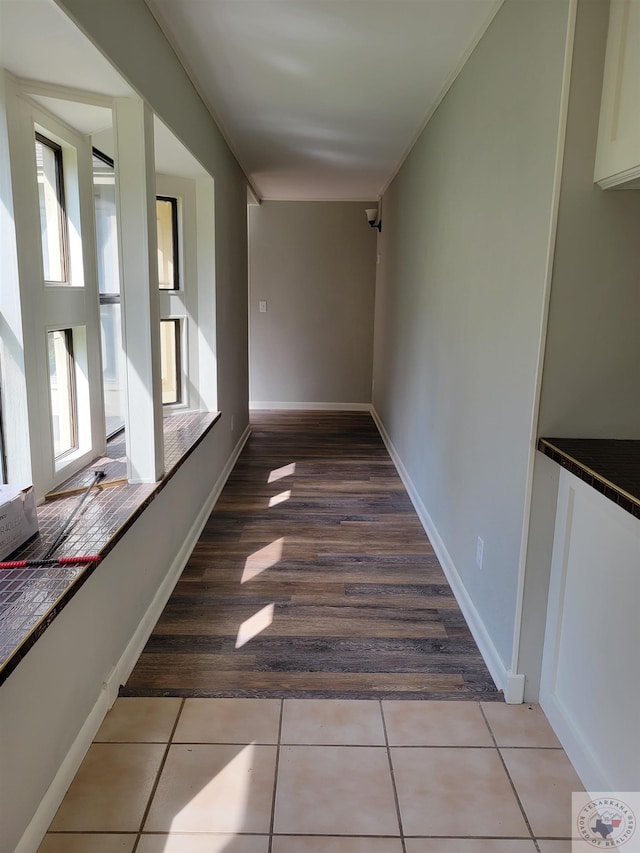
124;412;499;700
37;413;584;851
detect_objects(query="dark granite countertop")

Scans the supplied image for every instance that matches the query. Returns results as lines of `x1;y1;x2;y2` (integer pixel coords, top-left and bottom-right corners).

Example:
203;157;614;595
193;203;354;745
538;437;640;519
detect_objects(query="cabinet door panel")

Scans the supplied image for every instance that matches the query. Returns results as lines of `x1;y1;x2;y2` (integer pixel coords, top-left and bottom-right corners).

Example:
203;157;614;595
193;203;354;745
540;470;640;789
594;0;640;187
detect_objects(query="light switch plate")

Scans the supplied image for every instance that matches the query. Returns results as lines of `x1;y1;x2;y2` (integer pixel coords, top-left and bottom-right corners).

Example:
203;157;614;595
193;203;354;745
259;300;267;313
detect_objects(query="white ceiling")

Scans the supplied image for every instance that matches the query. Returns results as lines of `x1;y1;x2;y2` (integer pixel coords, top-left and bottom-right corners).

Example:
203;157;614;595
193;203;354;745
146;0;499;201
1;0;500;201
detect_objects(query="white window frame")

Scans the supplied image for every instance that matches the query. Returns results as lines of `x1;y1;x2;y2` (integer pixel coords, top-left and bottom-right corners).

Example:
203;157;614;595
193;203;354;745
1;72;219;499
155;175;200;412
3;79;105;498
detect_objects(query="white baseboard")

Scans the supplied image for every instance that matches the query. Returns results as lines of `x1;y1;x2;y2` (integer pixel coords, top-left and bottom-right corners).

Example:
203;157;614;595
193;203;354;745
15;425;250;853
540;692;611;790
504;671;525;704
370;408;510;699
249;401;373;412
14;683;116;853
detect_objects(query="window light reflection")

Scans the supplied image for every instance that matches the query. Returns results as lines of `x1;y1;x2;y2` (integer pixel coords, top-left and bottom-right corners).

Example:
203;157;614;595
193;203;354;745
268;462;296;483
242;537;284;583
235;604;274;649
168;743;255;835
268;490;291;508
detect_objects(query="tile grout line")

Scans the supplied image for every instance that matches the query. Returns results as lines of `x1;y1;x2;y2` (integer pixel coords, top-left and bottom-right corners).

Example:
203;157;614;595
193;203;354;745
478;703;542;853
267;697;285;853
91;737;564;750
379;699;407;853
131;697;186;853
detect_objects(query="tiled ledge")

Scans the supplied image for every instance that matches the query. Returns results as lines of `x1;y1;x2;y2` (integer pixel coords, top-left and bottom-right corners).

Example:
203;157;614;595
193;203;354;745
0;411;221;685
538;437;640;519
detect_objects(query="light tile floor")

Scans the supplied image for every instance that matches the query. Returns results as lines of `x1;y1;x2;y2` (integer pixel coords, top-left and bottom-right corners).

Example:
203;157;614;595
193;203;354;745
38;698;583;853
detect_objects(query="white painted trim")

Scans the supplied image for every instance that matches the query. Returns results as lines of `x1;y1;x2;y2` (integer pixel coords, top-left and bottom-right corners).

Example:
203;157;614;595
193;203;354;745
11;75;115;108
247;205;254;405
113;97;164;483
14;424;250;853
504;671;525;704
6;81;107;499
596;165;640;189
13;679;114;853
256;197;381;204
510;0;577;683
247;184;260;206
250;401;373;412
540;691;610;790
377;0;505;200
371;407;507;697
195;177;218;412
156;174;200;412
538;470;637;790
0;70;32;487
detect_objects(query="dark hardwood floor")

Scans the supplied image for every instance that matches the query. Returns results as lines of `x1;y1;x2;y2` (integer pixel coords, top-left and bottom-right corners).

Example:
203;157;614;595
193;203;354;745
123;411;501;700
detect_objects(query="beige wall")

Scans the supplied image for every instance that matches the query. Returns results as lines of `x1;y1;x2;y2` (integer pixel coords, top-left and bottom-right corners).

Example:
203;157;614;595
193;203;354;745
372;0;571;671
520;0;640;699
538;1;640;439
249;201;377;406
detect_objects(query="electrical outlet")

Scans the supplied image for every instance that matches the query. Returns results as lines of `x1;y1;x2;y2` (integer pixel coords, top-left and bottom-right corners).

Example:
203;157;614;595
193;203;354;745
476;536;484;570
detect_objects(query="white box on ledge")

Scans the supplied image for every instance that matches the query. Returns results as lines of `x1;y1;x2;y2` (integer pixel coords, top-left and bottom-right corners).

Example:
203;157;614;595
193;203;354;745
0;484;39;560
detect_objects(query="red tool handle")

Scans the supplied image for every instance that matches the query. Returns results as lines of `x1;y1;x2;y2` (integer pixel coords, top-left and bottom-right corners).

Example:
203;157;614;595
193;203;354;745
0;555;100;569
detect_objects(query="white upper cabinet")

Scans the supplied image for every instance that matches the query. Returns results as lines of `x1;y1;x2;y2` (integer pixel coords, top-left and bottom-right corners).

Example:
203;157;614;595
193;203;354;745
595;0;640;188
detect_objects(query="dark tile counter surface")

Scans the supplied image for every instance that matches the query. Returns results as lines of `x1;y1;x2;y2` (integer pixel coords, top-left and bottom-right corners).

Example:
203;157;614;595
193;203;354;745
0;411;221;684
538;437;640;519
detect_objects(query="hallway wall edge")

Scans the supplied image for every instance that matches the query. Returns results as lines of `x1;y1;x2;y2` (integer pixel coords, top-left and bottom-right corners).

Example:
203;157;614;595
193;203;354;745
371;406;511;701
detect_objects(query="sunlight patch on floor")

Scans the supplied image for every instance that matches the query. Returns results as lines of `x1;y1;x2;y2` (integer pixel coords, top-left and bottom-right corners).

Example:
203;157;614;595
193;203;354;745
241;538;284;584
268;490;291;508
166;743;256;840
236;604;275;649
268;462;296;483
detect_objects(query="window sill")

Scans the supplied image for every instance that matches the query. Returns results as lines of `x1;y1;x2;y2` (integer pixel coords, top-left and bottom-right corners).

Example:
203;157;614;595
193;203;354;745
0;410;221;685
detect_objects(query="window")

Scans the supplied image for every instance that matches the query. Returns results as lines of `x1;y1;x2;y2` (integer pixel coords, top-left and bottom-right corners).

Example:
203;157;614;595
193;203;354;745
156;196;179;290
157;187;187;408
0;369;6;485
47;329;77;458
35;133;68;283
31;113;98;486
160;319;181;404
3;81;216;497
93;149;125;436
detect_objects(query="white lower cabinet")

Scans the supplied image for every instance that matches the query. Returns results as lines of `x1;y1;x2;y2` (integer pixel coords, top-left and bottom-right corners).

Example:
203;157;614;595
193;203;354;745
540;469;640;789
